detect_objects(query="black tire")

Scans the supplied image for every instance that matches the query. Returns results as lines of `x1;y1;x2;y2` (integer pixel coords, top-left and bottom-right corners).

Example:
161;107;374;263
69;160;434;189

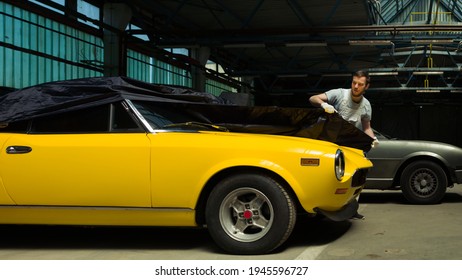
400;160;447;204
205;173;296;255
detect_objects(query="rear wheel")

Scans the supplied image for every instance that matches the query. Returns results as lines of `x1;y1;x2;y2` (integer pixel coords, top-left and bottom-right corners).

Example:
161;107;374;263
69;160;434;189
205;173;296;255
400;160;447;204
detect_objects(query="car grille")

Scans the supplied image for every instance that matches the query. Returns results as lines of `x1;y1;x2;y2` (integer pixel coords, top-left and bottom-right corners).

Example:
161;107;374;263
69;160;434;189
351;168;368;188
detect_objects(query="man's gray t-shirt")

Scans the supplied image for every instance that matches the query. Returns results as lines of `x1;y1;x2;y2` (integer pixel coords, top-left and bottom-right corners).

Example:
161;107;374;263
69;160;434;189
325;88;372;130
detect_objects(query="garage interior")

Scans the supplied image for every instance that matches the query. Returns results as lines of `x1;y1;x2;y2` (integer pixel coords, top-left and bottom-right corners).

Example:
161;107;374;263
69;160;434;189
1;0;462;147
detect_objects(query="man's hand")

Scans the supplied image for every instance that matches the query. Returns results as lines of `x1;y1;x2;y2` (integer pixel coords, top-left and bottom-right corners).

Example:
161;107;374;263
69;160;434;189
321;102;336;114
372;137;379;148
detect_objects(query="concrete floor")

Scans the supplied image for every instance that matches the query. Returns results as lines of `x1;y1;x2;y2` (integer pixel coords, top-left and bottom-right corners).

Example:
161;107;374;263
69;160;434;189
1;186;462;260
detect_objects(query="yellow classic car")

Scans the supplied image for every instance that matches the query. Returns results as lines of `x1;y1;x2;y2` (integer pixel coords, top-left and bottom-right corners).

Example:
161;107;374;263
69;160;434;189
0;77;373;254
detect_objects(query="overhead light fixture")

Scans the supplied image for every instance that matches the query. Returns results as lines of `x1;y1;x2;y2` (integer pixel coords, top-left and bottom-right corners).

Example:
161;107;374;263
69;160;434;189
160;44;200;49
322;73;351;77
417;89;440;93
278;74;307;78
285;42;327;47
413;71;443;75
223;43;266;48
369;72;398;76
349;40;392;46
411;39;454;44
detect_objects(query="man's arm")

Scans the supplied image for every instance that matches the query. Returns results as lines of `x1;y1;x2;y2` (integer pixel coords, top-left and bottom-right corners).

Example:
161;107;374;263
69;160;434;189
309;93;336;113
362;119;380;147
361;120;375;138
309;93;328;107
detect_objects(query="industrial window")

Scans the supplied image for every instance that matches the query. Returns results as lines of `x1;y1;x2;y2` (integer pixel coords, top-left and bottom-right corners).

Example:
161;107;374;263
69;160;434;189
0;2;103;89
127;49;192;87
77;0;100;29
127;24;149;41
28;0;65;14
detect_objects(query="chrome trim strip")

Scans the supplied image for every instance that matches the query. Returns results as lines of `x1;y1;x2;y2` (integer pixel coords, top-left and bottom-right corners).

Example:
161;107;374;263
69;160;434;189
123;99;155;133
0;205;193;211
366;177;394;181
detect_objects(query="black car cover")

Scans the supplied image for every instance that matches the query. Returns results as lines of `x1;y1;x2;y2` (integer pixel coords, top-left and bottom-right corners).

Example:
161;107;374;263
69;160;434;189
0;76;373;152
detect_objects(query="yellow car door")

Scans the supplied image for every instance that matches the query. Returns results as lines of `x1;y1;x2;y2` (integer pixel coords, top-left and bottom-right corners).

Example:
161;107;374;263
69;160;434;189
0;133;151;207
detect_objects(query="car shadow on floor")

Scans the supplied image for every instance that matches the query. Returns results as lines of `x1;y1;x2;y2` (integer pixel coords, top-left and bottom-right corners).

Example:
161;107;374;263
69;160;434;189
281;215;352;252
0;216;352;256
0;224;216;251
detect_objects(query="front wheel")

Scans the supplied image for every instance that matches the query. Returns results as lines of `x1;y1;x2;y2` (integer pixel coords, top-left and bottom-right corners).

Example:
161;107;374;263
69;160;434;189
205;173;296;255
400;160;447;204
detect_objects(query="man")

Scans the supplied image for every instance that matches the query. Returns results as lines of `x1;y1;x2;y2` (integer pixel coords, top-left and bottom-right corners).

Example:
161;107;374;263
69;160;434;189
309;69;378;146
309;70;378;220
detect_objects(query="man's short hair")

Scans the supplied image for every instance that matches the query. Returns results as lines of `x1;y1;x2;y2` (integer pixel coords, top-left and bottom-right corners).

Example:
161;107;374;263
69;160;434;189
353;70;370;85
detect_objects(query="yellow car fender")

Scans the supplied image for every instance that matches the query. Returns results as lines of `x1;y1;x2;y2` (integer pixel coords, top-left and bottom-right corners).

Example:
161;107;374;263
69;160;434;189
190;156;304;208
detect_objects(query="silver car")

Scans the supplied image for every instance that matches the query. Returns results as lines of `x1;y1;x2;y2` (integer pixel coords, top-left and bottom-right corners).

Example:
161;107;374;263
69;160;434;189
366;130;462;204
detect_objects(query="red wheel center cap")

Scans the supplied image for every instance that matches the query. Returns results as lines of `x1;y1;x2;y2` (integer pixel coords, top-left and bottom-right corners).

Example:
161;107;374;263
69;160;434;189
243;210;253;219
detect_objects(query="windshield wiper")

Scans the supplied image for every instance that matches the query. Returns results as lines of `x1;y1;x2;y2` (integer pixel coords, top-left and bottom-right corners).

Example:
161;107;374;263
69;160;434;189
162;122;229;132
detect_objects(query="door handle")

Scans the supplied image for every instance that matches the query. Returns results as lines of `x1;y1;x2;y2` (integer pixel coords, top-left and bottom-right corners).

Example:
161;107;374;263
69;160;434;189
6;146;32;154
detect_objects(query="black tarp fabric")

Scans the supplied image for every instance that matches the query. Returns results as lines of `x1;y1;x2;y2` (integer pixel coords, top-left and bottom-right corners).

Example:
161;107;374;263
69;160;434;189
0;76;230;123
0;76;373;152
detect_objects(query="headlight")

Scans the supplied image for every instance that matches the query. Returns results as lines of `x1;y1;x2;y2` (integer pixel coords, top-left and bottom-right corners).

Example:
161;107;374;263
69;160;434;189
335;149;345;181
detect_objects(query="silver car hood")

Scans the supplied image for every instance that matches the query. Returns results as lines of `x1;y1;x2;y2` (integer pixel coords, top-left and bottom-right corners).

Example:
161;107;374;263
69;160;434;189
368;138;462;165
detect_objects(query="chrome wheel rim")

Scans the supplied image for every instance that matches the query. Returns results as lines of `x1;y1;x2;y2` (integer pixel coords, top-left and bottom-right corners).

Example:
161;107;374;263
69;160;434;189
219;187;274;242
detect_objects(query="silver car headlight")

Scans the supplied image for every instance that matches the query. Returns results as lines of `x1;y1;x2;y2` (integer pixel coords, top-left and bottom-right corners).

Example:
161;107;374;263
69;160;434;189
335;149;345;181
